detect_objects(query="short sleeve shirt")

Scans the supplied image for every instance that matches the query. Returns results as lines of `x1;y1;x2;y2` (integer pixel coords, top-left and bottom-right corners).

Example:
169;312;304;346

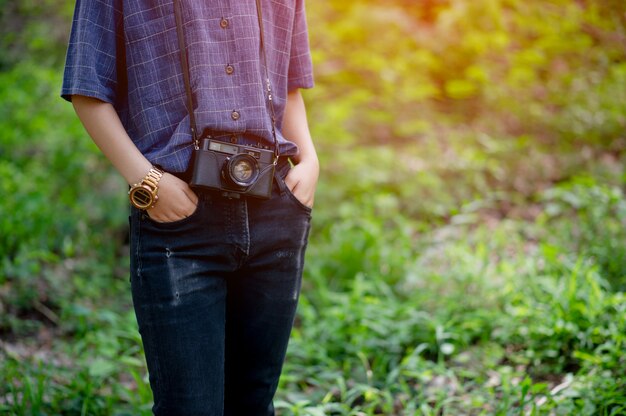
61;0;314;173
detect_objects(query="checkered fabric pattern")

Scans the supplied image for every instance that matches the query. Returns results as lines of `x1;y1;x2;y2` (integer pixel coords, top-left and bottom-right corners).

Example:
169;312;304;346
62;0;314;173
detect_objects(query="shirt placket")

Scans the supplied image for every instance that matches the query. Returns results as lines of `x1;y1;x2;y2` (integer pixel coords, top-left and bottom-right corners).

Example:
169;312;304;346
218;2;243;129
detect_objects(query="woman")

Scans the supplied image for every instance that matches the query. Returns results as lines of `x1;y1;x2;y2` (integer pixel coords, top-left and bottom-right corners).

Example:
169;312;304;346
62;0;318;414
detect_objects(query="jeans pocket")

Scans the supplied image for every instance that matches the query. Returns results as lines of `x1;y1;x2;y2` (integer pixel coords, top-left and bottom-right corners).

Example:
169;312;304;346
281;179;313;215
141;197;204;230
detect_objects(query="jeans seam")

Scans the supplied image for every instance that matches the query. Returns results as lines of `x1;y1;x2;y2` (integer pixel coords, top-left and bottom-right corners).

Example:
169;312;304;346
136;211;143;283
135;214;166;411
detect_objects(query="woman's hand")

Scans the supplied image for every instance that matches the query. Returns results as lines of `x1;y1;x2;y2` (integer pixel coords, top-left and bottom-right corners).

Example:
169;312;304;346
146;173;199;223
284;158;319;209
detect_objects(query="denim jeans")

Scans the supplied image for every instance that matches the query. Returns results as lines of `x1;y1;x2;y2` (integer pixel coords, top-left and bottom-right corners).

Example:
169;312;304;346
129;161;311;415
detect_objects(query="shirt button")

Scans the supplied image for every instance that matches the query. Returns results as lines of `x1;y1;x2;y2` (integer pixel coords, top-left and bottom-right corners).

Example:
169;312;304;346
225;64;235;75
231;111;240;121
220;18;229;29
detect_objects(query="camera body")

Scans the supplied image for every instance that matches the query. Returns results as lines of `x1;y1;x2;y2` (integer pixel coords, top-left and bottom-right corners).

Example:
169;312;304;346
190;138;276;199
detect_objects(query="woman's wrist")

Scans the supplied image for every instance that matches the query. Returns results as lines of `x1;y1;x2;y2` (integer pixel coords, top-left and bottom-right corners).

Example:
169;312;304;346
126;161;155;187
293;149;319;166
128;166;165;210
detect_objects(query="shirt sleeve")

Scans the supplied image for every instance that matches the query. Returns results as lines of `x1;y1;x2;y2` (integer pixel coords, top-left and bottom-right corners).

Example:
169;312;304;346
287;0;314;91
61;0;122;103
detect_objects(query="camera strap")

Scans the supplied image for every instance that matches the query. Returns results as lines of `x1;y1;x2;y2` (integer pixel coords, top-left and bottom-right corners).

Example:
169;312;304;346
173;0;280;163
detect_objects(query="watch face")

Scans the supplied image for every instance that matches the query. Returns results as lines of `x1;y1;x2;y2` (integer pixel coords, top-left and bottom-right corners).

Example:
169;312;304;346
130;186;154;209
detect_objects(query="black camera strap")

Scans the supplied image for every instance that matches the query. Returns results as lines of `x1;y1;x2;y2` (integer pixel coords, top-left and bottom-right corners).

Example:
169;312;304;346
173;0;280;162
254;0;279;162
173;0;198;149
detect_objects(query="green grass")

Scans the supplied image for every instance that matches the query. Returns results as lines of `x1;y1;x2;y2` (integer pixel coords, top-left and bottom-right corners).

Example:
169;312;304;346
276;205;626;415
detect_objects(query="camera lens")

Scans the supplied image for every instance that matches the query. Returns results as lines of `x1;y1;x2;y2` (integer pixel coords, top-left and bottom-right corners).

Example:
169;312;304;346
224;154;259;187
233;160;253;181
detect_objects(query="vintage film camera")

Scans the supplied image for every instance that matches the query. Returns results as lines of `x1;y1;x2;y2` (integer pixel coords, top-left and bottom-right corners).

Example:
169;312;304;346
190;137;276;199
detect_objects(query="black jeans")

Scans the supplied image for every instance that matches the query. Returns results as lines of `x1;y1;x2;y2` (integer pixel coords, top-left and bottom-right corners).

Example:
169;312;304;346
129;162;311;415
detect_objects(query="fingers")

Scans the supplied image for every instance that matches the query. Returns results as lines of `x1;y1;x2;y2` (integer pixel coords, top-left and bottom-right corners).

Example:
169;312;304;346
183;184;199;205
148;202;196;223
284;167;315;208
283;171;297;193
293;187;314;208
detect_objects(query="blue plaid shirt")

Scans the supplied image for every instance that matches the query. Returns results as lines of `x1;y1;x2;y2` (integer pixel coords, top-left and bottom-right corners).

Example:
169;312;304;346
61;0;314;173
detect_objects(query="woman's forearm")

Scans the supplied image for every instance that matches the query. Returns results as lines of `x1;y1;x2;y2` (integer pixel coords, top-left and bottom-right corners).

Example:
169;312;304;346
282;89;318;167
281;89;318;207
71;95;152;185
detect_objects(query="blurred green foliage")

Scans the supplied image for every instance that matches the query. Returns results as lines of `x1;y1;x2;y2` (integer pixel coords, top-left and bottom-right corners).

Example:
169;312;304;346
0;0;74;69
307;0;626;148
1;0;626;414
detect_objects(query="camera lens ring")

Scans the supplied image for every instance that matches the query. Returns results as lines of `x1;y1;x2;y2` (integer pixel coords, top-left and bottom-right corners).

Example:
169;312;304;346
224;153;259;188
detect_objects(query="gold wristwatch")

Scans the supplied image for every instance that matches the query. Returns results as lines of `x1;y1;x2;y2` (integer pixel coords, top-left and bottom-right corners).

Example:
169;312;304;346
128;166;164;210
